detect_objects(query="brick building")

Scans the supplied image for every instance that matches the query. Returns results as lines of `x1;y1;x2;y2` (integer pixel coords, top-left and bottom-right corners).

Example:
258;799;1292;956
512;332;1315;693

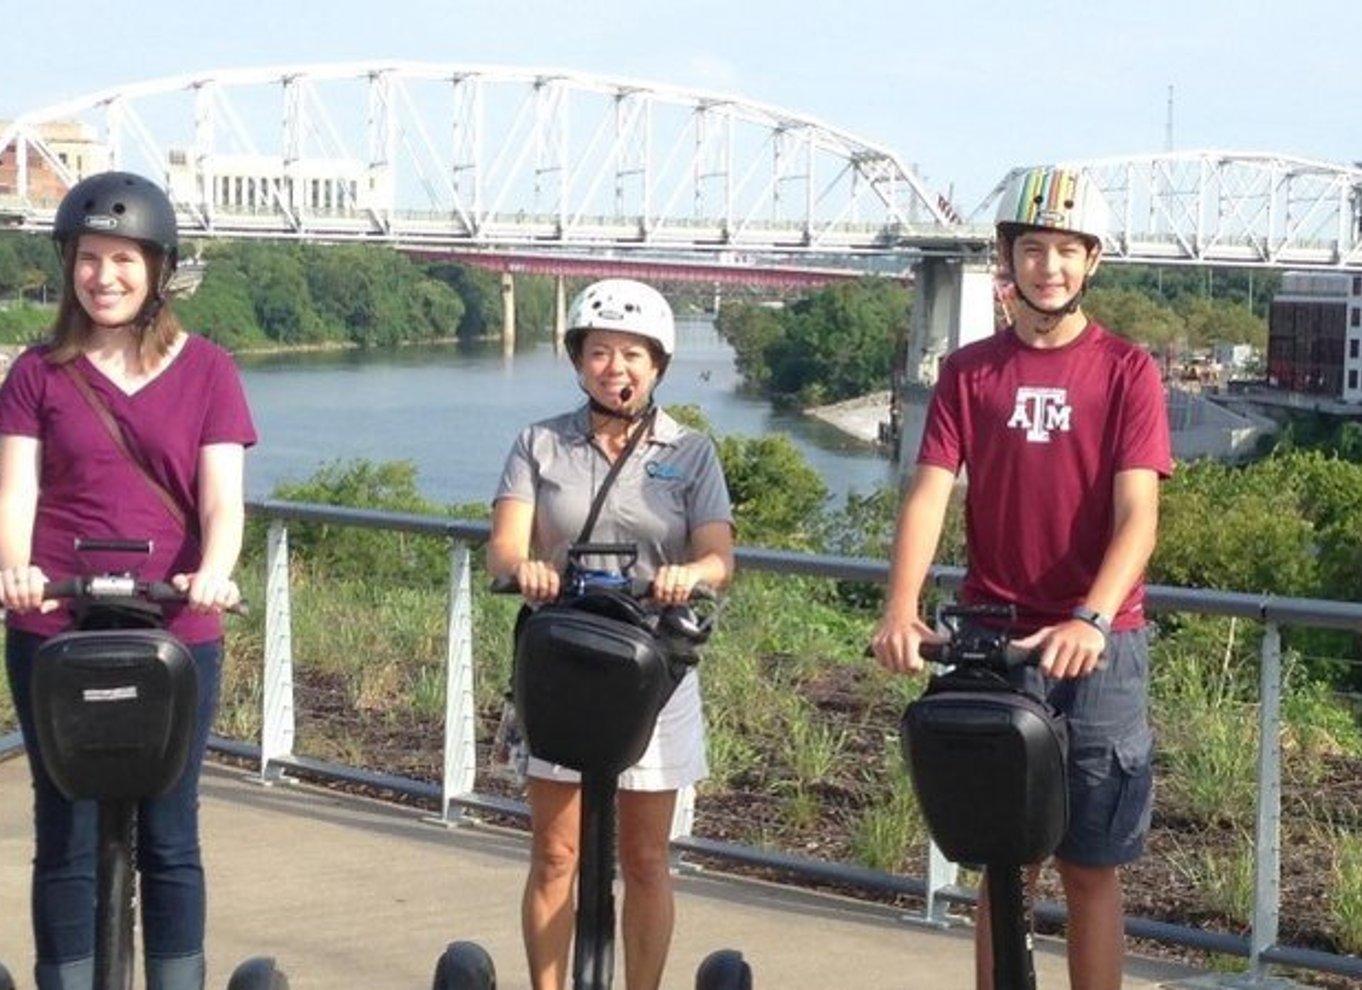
1268;272;1362;402
0;120;107;206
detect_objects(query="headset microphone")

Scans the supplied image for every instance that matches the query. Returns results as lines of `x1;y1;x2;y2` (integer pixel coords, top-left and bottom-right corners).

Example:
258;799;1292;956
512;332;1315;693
619;386;634;404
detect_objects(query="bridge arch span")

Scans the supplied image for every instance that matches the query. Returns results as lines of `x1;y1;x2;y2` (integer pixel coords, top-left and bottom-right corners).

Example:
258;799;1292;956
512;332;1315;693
973;151;1362;269
0;61;963;254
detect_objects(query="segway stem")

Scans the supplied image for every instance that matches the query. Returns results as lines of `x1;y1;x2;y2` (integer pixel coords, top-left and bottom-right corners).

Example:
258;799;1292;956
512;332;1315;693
96;799;136;990
987;864;1037;990
573;772;619;990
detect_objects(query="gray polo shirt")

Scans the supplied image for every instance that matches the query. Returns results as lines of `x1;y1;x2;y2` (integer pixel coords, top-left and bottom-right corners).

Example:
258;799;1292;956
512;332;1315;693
494;404;734;579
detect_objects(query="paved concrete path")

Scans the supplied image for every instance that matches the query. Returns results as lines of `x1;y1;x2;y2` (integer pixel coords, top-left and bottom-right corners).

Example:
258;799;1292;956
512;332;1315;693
0;757;1208;989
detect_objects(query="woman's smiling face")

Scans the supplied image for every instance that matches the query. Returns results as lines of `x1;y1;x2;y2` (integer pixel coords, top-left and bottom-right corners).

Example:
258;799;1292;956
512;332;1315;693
577;328;662;414
72;233;151;328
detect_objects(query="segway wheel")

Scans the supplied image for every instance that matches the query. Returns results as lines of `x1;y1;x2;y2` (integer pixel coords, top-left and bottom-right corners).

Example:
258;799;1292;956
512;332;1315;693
0;960;13;990
432;941;497;990
227;956;289;990
695;948;752;990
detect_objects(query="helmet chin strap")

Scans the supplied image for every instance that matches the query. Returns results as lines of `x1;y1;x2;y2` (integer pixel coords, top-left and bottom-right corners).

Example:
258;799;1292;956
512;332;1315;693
1013;276;1091;332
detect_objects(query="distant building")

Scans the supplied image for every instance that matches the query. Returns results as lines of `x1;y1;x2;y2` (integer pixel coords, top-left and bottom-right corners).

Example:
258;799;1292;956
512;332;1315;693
0;119;108;205
1268;271;1362;403
165;150;369;215
1212;342;1255;373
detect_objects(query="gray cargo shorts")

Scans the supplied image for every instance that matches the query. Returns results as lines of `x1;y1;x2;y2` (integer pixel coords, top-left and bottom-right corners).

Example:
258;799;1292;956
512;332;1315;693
1018;627;1154;867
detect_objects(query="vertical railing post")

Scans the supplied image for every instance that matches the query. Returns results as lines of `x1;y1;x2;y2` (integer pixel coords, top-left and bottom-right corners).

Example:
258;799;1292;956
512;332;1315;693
437;538;478;824
913;588;960;927
260;519;296;783
670;784;696;843
1246;621;1283;984
918;840;960;928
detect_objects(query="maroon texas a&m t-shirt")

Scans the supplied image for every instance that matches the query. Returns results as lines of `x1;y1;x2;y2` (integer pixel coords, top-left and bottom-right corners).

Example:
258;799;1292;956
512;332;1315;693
915;322;1173;633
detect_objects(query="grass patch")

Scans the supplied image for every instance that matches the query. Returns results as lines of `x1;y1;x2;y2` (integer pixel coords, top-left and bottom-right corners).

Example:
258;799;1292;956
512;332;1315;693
1332;828;1362;954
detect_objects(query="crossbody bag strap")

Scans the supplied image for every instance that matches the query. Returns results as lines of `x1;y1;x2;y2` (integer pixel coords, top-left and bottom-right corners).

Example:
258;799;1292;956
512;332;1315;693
576;406;657;544
61;361;190;533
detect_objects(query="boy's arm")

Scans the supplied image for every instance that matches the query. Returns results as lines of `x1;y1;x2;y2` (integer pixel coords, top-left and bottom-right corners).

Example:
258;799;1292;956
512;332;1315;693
870;464;956;673
1084;467;1161;620
1030;466;1161;678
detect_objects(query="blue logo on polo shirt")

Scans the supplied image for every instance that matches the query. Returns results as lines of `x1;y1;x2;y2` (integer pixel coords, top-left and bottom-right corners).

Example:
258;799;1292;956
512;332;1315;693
646;461;685;480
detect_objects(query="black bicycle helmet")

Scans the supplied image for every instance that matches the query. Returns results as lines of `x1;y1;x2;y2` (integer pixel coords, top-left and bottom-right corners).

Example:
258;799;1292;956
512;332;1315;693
53;171;179;275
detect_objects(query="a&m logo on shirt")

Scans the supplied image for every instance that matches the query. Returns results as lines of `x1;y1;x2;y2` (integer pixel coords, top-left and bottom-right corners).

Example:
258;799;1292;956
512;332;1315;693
1007;387;1072;442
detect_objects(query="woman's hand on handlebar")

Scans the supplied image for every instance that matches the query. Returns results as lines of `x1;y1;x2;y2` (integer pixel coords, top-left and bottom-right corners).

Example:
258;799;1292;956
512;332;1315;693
1013;620;1106;679
510;559;561;604
650;563;703;607
869;612;945;675
0;565;56;614
171;571;242;615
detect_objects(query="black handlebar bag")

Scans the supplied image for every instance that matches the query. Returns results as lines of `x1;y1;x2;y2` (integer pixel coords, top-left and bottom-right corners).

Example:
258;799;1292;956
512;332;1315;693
514;590;689;777
30;607;198;803
900;668;1069;865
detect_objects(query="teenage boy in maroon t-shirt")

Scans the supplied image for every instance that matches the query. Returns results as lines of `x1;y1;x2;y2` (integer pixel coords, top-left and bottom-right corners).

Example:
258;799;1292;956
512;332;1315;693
871;165;1173;990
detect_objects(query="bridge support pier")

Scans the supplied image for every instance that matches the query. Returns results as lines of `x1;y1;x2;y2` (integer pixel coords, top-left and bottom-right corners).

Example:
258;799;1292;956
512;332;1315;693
905;257;996;389
501;272;516;355
554;275;567;354
895;258;996;460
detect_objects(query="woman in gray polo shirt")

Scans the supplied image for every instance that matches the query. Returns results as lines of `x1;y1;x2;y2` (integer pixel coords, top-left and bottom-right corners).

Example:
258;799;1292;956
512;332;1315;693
488;278;735;990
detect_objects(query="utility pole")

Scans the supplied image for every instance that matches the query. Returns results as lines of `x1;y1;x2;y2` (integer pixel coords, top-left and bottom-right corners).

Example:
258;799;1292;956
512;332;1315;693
1164;84;1174;151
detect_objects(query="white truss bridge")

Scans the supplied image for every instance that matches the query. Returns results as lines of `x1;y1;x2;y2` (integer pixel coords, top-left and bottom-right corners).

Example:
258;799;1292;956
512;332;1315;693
2;62;1361;271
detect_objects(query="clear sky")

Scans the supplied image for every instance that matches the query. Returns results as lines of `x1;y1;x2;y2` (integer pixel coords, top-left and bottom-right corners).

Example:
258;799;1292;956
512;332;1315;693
3;0;1358;211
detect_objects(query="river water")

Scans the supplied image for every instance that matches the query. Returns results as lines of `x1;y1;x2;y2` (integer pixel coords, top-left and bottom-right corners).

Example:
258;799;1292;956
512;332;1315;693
237;316;900;508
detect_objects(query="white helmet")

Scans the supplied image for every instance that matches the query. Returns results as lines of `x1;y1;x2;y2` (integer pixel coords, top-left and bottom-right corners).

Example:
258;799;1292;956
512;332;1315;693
995;166;1108;247
566;278;675;359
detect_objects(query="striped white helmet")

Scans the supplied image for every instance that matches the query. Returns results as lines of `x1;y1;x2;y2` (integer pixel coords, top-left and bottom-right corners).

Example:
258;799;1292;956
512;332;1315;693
995;166;1108;246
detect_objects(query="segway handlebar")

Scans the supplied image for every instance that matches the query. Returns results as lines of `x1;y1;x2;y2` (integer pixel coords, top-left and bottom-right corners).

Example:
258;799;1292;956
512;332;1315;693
918;638;1040;671
42;576;249;616
489;574;717;603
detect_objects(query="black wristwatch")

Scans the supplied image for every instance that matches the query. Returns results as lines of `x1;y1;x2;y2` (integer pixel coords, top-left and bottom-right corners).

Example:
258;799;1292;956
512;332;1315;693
1071;606;1112;638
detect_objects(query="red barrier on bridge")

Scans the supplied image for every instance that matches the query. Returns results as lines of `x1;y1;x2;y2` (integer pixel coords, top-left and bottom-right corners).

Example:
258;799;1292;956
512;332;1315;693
401;248;902;289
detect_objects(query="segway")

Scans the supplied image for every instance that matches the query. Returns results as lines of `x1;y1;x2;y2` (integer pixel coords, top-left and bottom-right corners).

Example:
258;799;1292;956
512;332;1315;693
899;604;1069;990
26;538;286;990
435;543;751;990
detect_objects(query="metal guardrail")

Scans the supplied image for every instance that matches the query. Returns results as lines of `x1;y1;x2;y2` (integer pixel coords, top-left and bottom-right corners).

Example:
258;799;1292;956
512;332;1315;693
6;496;1361;985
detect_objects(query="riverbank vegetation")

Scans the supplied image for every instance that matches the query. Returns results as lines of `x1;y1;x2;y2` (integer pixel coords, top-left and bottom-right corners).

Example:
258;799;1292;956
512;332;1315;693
713;266;1272;407
0;234;568;348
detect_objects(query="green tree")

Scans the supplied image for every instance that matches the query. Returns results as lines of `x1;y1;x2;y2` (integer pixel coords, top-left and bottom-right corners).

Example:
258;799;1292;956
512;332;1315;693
426;263;498;339
716;433;827;549
1085;286;1184;357
714;303;783;391
259;459;452;589
0;238;20;296
175;263;266;349
236;243;330;345
769;279;905;405
716;278;908;406
1177;296;1267;350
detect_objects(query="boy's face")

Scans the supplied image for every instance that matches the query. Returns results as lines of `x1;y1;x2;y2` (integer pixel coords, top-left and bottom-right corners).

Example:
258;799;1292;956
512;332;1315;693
1007;230;1101;313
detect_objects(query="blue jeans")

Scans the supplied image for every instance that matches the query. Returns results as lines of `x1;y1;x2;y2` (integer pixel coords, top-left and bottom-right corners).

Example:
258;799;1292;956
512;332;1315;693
5;629;222;966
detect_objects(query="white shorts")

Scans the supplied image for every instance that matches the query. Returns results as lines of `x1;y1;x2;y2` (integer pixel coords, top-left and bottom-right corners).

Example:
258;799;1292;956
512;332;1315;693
527;668;708;791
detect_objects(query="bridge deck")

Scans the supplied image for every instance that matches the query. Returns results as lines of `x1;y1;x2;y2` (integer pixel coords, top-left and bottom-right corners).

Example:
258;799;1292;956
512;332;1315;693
0;757;1206;989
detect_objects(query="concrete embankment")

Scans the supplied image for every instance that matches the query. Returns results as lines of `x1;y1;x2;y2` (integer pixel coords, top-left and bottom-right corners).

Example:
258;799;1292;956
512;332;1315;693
804;390;892;445
807;385;1278;465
